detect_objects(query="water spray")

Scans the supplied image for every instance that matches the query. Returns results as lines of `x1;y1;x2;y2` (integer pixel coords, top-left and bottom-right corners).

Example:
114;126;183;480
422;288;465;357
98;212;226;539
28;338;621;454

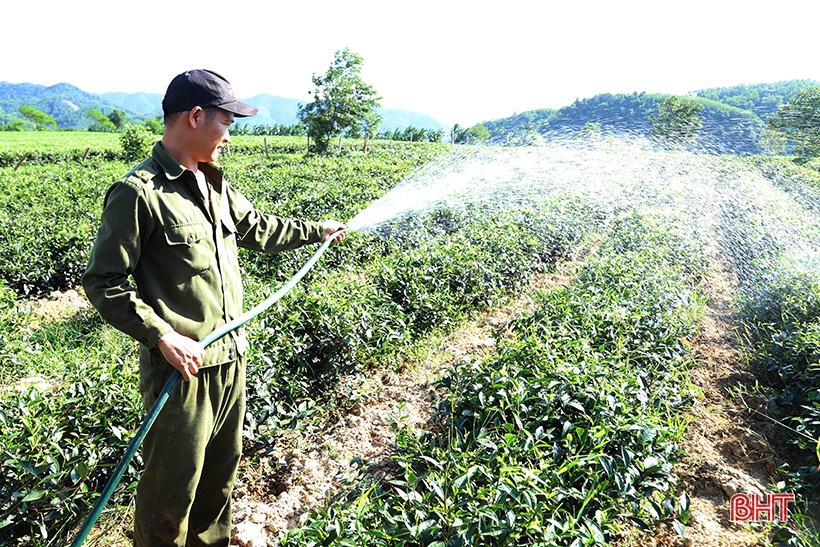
69;229;347;547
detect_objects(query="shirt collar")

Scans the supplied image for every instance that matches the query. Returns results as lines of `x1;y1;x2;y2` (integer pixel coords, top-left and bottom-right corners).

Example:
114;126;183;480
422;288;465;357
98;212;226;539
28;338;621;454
151;142;224;187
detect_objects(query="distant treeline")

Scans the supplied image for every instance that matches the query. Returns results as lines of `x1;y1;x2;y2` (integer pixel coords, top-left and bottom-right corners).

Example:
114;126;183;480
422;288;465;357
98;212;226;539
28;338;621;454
231;122;446;142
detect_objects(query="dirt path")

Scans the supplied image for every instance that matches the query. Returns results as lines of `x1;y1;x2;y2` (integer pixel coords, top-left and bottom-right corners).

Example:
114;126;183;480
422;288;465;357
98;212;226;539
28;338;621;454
231;358;449;545
649;258;790;547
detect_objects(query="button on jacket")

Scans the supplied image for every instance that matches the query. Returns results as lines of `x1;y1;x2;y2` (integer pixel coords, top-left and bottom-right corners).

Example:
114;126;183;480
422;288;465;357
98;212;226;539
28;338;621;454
83;142;324;370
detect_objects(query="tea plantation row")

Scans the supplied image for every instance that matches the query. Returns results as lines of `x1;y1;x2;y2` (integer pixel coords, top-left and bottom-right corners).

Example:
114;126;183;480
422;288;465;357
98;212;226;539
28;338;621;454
0;134;440;296
281;204;707;546
270;151;820;546
0;132;433;169
721;157;820;524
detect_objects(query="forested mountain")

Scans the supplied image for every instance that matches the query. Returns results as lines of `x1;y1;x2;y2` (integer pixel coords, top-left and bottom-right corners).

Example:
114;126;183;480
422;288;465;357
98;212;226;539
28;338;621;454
3;79;818;153
98;91;447;132
0;81;447;132
0;82;126;129
695;80;818;117
482;80;820;154
99;91;163;117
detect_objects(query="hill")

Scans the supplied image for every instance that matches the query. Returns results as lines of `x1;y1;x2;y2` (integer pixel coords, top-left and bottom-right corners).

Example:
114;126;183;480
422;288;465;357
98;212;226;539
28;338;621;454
481;80;820;154
99;91;163;117
100;91;447;131
694;79;818;118
0;81;448;132
0;82;128;129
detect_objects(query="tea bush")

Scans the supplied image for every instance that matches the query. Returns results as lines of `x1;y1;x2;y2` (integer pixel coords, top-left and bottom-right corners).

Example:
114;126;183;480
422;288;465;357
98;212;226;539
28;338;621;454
0;363;141;544
0;305;140;546
281;210;707;545
6;139;819;546
0;143;444;297
0;159;124;296
239;197;603;445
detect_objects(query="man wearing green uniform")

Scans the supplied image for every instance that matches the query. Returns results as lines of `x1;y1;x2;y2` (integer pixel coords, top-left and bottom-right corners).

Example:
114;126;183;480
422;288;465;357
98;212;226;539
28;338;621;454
82;69;345;547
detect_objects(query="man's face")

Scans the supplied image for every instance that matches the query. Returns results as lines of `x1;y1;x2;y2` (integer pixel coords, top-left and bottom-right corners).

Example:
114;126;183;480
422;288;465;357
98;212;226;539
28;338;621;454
194;108;234;163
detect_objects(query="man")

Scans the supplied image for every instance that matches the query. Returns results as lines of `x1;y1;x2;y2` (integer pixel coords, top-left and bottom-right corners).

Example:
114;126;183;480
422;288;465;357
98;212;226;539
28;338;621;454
82;69;345;547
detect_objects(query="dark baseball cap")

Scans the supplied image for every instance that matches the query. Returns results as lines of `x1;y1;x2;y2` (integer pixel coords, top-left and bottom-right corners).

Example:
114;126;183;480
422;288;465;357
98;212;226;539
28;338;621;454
162;69;259;117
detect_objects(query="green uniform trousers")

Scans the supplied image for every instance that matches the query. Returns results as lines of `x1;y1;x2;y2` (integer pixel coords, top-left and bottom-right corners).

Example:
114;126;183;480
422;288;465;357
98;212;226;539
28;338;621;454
134;357;246;547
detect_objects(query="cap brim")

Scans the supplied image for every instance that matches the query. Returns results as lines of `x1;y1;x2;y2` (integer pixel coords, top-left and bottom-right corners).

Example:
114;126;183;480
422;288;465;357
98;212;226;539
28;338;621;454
219;100;259;118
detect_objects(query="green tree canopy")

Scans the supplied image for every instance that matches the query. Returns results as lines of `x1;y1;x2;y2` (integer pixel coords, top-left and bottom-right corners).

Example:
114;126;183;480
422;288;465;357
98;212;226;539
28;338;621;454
451;123;468;144
143;116;163;135
649;96;703;144
298;48;382;154
766;86;820;157
120;123;156;161
451;123;490;144
86;108;116;132
466;124;490;143
107;108;127;130
18;105;56;130
4;119;26;132
574;121;602;141
354;109;383;154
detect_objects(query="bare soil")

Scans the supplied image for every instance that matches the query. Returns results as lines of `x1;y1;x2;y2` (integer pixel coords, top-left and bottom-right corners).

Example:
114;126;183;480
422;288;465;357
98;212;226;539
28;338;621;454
27;287;90;326
8;288;89;395
624;258;799;547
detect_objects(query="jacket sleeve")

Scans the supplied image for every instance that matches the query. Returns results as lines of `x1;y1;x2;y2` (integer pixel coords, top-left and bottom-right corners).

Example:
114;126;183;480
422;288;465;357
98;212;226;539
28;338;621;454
82;180;173;348
227;184;324;252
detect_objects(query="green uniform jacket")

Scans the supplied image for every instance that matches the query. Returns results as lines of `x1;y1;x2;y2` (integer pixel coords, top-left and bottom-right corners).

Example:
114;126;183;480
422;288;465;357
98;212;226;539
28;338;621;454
83;142;324;370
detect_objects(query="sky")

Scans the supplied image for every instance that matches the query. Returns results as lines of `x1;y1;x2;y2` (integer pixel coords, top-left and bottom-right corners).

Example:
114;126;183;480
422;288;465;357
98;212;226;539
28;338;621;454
5;0;820;126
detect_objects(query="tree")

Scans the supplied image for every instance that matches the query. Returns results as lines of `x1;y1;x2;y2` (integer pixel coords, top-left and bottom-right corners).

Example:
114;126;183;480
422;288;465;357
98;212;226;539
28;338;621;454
451;123;468;144
574;121;602;141
143;116;163;135
4;119;25;131
18;105;56;130
766;86;820;157
427;129;445;143
355;109;382;154
298;48;381;154
107;108;127;130
649;96;703;144
466;124;490;144
758;127;787;155
86;108;116;132
451;123;490;144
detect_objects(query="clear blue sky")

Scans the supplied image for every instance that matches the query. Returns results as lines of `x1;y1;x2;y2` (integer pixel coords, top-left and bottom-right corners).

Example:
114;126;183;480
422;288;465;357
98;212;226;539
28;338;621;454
6;0;820;126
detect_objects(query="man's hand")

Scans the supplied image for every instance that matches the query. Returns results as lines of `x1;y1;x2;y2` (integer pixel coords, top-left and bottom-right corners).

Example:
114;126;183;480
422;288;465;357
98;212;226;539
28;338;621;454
156;330;204;382
322;220;347;244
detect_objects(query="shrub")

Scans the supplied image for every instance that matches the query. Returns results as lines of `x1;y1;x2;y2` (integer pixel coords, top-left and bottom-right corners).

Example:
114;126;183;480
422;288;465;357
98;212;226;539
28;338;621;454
119;124;156;162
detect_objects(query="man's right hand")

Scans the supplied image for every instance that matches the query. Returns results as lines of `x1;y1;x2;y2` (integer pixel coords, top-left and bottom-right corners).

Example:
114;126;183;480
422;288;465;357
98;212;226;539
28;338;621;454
156;330;204;382
322;220;347;244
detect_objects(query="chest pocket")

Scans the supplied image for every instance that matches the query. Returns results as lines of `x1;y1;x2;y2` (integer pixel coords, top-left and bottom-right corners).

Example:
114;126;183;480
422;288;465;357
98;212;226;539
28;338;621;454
163;222;214;279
